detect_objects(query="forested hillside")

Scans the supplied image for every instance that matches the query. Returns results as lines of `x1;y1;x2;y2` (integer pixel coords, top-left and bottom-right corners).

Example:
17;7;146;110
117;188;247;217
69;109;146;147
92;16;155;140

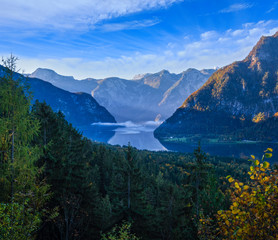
0;64;116;127
155;32;278;142
1;57;277;239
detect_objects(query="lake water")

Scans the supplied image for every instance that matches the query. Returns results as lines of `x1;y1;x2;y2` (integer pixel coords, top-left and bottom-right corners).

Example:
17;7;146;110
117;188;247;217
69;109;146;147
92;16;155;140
159;140;278;162
80;122;278;163
88;121;167;151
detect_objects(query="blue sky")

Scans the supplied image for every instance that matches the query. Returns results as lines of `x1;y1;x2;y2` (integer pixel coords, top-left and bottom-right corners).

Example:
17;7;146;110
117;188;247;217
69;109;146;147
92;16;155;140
0;0;278;79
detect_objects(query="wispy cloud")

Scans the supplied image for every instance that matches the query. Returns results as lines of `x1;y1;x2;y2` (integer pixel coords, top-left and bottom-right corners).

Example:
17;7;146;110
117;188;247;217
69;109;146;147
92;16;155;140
200;31;218;40
266;2;278;13
4;20;278;79
97;19;160;32
220;3;253;13
267;8;275;13
0;0;182;31
176;20;278;69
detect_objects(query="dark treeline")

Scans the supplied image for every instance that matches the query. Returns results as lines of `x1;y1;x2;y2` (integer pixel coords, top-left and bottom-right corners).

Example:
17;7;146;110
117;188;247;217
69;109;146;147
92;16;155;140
0;57;252;240
33;100;250;240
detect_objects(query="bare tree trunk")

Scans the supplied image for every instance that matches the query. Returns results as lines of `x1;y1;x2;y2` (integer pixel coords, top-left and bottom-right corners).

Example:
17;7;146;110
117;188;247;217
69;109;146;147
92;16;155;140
65;208;69;240
43;123;47;146
128;172;131;210
196;171;200;219
11;128;14;201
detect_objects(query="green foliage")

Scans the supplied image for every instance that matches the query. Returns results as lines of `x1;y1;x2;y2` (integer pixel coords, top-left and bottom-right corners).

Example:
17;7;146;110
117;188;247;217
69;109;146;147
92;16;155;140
0;201;41;240
0;56;50;239
101;221;140;240
32;101;94;240
1;57;259;240
202;149;278;239
218;149;278;239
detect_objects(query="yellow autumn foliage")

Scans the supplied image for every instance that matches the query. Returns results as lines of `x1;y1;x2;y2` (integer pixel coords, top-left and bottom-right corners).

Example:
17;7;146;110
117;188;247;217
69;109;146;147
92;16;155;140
252;112;266;123
216;149;278;240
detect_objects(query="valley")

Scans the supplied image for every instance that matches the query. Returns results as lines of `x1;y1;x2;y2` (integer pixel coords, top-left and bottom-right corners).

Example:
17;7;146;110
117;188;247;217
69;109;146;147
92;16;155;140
19;32;278;161
1;1;278;238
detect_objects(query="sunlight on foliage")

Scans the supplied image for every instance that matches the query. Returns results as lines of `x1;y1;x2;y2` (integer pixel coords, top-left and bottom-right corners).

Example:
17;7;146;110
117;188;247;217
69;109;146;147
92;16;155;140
252;112;266;123
101;221;140;240
202;148;278;239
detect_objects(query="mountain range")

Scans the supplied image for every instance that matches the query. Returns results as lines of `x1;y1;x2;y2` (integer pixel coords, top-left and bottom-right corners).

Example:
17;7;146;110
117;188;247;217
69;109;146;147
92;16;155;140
0;65;116;128
28;68;215;122
155;31;278;142
28;78;116;127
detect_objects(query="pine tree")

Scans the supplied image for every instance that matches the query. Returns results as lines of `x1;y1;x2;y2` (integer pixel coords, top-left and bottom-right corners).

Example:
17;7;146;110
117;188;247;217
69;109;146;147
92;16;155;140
32;101;95;240
0;55;50;239
192;143;209;221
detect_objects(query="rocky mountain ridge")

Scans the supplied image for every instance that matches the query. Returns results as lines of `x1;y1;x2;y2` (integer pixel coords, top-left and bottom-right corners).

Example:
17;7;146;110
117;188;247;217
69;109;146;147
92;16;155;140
29;67;215;122
155;32;278;141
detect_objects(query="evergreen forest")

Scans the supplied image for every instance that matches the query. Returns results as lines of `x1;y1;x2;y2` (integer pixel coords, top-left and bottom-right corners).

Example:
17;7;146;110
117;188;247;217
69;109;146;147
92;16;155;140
1;57;278;240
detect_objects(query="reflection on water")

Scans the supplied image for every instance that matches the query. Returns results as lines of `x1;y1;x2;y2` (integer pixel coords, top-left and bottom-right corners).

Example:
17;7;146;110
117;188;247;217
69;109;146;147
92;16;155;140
158;140;278;164
78;124;116;143
80;122;278;163
87;121;167;151
109;128;166;151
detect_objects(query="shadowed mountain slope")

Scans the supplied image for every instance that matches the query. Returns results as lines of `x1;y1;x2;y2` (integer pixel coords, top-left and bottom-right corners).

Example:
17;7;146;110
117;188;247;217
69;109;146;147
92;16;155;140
29;68;215;122
1;65;116;127
155;32;278;141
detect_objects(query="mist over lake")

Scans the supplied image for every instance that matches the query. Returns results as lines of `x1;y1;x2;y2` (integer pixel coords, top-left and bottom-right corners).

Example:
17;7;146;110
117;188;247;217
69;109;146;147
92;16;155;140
90;121;167;151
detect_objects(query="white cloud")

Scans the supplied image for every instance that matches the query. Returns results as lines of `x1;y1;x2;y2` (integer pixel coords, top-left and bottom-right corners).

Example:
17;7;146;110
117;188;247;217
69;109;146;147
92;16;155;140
266;1;278;13
7;20;278;79
267;7;275;13
200;31;218;40
220;3;253;13
217;37;230;43
0;0;182;30
97;19;160;32
231;29;244;36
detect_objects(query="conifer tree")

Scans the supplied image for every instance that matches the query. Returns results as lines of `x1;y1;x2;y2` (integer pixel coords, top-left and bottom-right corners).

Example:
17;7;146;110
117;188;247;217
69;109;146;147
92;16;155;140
0;55;50;239
124;144;143;218
32;101;94;240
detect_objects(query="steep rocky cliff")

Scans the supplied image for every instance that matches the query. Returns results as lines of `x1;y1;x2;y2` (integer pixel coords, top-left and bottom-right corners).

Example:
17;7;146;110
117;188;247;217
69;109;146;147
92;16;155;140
155;32;278;141
29;68;214;121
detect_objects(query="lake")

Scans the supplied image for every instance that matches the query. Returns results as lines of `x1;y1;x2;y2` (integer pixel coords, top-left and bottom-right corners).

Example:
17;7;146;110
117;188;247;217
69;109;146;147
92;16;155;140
79;122;278;163
84;121;167;151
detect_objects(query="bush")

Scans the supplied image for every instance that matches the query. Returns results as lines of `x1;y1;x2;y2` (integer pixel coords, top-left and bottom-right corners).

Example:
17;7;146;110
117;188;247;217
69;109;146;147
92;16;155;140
215;149;278;239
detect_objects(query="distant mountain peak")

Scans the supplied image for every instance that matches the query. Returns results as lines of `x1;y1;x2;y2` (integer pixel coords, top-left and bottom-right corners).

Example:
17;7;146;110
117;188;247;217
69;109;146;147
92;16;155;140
30;68;75;82
27;66;215;122
33;67;56;74
159;69;170;75
185;68;197;72
132;73;150;80
32;68;63;77
132;70;170;81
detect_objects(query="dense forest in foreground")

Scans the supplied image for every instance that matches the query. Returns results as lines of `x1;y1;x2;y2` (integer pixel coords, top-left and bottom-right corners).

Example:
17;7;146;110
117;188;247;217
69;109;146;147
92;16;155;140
0;57;278;239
